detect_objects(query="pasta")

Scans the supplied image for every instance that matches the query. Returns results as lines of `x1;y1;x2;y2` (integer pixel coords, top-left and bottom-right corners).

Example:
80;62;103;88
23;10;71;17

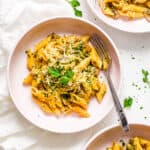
107;137;150;150
23;33;107;117
99;0;150;21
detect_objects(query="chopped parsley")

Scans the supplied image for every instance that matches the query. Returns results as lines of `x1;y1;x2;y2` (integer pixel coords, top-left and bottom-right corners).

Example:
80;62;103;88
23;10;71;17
142;69;150;88
65;69;74;78
48;67;74;86
132;82;138;87
60;69;74;85
69;0;80;7
60;76;70;85
132;82;141;90
123;97;133;108
73;43;84;50
140;106;143;110
48;67;61;78
66;0;82;17
61;94;71;100
74;7;82;17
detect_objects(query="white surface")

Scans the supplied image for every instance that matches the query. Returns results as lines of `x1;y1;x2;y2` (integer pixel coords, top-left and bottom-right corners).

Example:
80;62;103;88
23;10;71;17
87;0;150;33
0;0;150;150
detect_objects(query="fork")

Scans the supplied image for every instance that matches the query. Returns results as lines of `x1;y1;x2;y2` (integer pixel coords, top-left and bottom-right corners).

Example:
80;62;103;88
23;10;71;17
90;34;130;133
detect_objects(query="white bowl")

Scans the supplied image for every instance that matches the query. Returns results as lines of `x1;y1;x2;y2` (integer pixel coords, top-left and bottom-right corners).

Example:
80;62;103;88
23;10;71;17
87;0;150;33
7;17;121;133
84;124;150;150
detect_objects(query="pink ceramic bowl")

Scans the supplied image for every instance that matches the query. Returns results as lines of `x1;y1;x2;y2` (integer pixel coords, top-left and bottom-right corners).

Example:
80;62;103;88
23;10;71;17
84;123;150;150
7;17;121;133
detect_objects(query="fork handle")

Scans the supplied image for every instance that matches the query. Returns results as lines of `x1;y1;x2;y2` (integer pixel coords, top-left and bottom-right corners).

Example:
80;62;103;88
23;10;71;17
105;72;130;132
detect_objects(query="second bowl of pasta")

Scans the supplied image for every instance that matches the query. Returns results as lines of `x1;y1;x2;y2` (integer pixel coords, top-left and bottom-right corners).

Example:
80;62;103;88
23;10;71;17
84;124;150;150
87;0;150;33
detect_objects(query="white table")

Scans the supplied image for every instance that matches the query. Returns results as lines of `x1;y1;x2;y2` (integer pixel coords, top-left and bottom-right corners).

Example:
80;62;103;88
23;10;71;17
0;0;150;149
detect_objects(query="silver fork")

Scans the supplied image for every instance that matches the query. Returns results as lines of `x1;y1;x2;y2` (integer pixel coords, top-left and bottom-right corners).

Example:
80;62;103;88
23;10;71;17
90;34;130;133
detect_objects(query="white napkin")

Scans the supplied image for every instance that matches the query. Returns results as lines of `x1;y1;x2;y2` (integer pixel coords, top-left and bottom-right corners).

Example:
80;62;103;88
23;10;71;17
0;0;77;149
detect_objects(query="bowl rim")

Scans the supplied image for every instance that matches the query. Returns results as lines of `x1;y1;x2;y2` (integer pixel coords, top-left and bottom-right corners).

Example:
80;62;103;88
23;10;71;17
87;0;150;34
7;16;122;134
84;123;150;150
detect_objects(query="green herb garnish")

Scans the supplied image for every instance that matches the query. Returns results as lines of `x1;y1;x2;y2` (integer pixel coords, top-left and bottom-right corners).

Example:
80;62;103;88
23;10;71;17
73;43;83;50
48;67;61;78
61;94;71;100
69;0;80;7
142;69;150;88
59;69;74;85
66;0;82;17
140;106;143;110
74;7;82;17
65;69;74;78
60;76;70;85
123;97;133;108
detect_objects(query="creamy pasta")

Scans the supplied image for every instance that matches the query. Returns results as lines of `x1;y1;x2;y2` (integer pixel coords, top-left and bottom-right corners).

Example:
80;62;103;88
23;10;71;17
107;137;150;150
99;0;150;21
23;33;107;117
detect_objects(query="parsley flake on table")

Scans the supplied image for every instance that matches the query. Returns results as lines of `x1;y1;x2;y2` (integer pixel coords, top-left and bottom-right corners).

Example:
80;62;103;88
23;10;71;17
140;106;143;110
66;0;83;17
74;7;82;17
142;69;150;88
69;0;80;7
123;97;133;108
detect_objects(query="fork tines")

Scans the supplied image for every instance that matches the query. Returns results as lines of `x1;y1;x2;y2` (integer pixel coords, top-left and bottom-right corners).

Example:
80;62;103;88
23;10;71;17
90;34;111;61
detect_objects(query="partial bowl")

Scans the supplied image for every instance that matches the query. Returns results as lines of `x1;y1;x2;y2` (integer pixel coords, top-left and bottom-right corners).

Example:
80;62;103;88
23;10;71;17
84;124;150;150
7;17;121;133
87;0;150;33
